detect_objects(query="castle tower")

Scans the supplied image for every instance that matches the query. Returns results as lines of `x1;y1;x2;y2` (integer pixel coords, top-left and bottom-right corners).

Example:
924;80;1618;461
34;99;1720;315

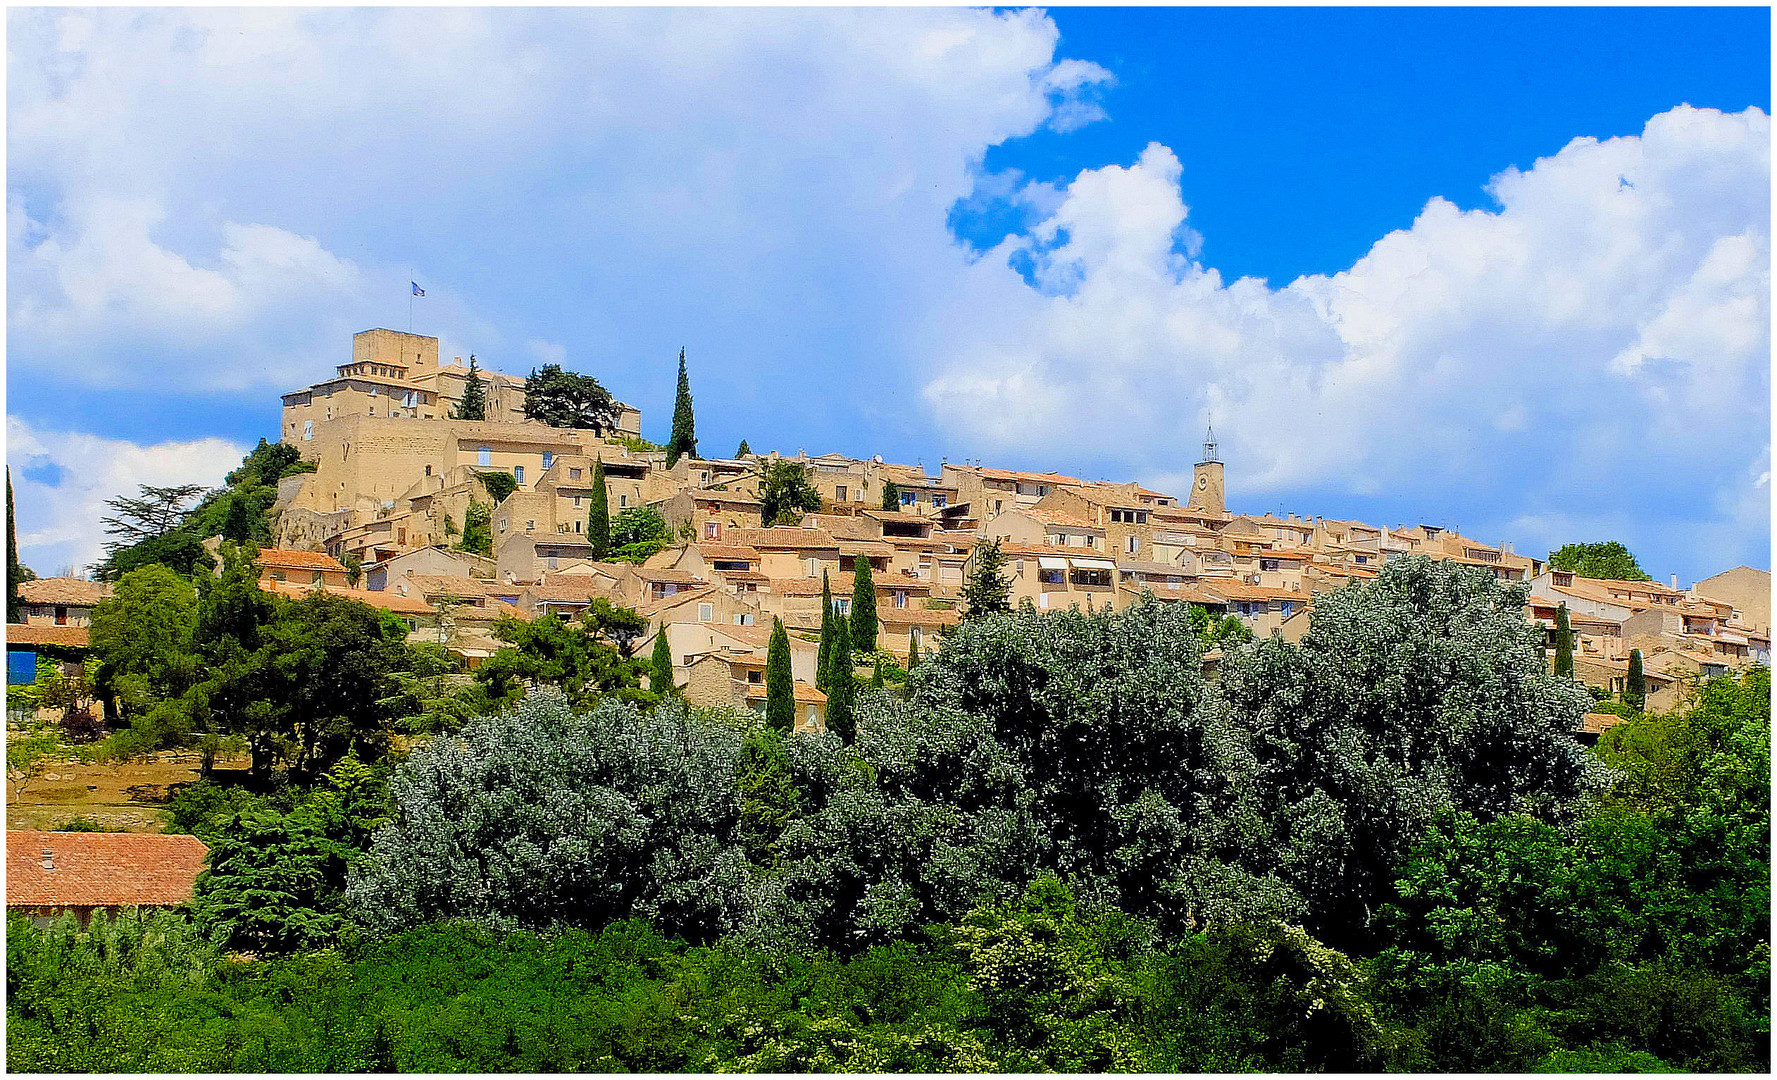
1189;426;1224;515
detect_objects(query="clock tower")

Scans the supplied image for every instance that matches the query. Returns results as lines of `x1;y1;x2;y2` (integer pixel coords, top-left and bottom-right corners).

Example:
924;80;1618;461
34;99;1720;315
1189;426;1224;516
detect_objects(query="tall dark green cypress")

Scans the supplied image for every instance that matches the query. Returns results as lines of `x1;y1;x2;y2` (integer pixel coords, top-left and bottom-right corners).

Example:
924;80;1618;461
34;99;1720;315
871;656;884;689
735;440;752;458
7;469;24;623
453;355;487;420
880;479;901;512
1553;603;1574;678
650;624;674;696
665;347;698;469
906;629;920;669
850;557;878;653
816;571;835;690
587;459;610;559
1626;649;1646;712
765;617;794;733
826;616;855;743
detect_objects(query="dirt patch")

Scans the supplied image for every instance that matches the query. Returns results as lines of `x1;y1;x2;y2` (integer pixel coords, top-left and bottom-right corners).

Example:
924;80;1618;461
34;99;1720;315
8;751;250;833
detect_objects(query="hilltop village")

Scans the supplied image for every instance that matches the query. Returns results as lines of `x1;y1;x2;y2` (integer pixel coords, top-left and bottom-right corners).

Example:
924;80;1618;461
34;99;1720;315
15;328;1771;727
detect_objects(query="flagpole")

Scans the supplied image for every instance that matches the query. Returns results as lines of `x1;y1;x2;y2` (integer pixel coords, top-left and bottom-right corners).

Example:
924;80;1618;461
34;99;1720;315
408;269;414;332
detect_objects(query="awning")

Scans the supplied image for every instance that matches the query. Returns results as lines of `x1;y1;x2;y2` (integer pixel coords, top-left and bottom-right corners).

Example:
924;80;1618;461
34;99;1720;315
1038;556;1069;571
1070;557;1116;570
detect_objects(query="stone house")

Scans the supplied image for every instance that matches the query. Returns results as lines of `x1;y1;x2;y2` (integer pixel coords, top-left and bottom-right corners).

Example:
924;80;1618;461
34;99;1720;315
7;831;208;928
15;578;111;627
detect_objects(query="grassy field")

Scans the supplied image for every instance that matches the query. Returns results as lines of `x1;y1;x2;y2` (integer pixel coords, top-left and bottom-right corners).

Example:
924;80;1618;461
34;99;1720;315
6;750;249;832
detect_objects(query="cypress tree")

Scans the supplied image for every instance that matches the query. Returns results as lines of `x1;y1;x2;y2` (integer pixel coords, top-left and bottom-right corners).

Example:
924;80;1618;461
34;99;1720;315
962;538;1013;620
906;629;920;669
222;493;255;544
7;469;24;623
1626;649;1646;712
587;459;610;559
880;479;901;512
453;355;488;421
826;616;855;743
650;624;674;696
735;440;752;458
816;571;834;690
1553;603;1574;678
765;617;794;733
871;656;885;689
665;347;698;469
850;556;878;653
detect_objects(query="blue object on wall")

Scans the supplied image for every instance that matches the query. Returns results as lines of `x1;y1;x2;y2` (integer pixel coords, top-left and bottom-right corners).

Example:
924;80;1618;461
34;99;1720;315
8;648;40;685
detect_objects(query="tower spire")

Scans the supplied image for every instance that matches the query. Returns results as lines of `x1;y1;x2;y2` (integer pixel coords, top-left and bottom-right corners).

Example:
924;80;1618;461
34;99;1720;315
1201;424;1218;464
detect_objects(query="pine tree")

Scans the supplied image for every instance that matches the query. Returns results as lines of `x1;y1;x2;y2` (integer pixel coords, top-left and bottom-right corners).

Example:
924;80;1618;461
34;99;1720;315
1626;649;1646;712
453;355;488;421
816;571;835;690
826;616;855;743
665;347;698;469
850;556;878;653
906;629;920;669
765;617;794;733
880;479;901;512
1553;603;1574;678
650;625;674;696
587;459;610;560
962;538;1013;620
735;440;752;458
7;469;26;624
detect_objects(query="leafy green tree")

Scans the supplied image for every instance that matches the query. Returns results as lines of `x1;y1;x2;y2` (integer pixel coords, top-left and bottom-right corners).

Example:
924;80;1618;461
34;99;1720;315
90;565;200;726
456;499;492;557
522;363;622;432
477;470;518;505
193;807;345;952
1188;602;1253;648
960;538;1012;620
734;439;752;458
221;491;256;543
1548;541;1652;582
850;556;878;652
756;460;822;526
475;612;648;709
1626;649;1646;711
872;657;885;689
826;616;856;743
665;347;698;469
226;438;308;487
880;479;901;511
90;483;213;581
452;355;488;420
1552;603;1574;678
342;552;363;587
379;642;492;736
582;597;649;658
649;625;674;695
736;728;799;869
609;507;671;563
587;459;610;559
765;618;794;733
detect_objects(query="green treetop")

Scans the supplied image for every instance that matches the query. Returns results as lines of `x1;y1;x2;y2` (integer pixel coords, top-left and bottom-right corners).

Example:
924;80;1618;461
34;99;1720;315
587;459;610;560
452;355;487;421
665;347;698;469
765;617;794;733
1626;649;1646;711
907;628;920;668
523;364;622;432
816;571;835;690
650;625;674;697
734;439;752;458
756;460;823;526
826;615;855;743
850;556;878;653
962;538;1013;620
880;479;901;512
1549;541;1653;582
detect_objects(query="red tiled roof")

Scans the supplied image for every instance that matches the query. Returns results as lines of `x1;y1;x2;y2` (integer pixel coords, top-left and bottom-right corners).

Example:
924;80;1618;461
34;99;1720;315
743;679;827;705
727;528;841;551
7;831;208;908
16;578;110;607
768;573;932;597
877;607;961;628
636;568;708;585
256;548;348;572
697;544;762;562
6;624;91;648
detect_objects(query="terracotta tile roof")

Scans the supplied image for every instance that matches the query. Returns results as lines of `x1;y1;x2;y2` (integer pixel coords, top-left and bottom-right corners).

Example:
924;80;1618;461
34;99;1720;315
16;578;110;607
768;573;931;597
1027;510;1104;531
1119;583;1225;606
524;581;610;602
835;540;896;557
639;586;721;618
973;467;1084;485
716;570;771;583
1203;581;1311;603
255;548;348;572
1000;541;1097;559
698;544;762;562
637;568;708;585
727;528;841;551
7;831;208;908
743;679;827;705
6;624;91;648
1116;560;1191;576
404;575;496;598
266;581;436;616
683;488;762;507
713;624;777;651
1580;712;1627;736
877;607;961;628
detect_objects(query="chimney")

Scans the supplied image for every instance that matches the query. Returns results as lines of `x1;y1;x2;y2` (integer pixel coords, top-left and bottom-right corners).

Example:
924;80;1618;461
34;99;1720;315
41;850;54;871
1671;574;1679;589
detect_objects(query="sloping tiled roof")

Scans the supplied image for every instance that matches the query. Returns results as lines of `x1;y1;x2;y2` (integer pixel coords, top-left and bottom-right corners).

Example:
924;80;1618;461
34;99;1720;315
255;548;348;572
1580;712;1628;736
727;528;840;551
16;578;110;606
5;624;91;648
636;568;708;585
743;679;827;705
404;575;496;598
877;607;961;628
768;573;932;597
698;544;762;562
265;581;436;616
7;831;208;908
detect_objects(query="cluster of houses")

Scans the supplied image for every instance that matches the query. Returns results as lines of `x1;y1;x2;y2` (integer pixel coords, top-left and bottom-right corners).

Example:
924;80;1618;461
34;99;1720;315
7;328;1770;730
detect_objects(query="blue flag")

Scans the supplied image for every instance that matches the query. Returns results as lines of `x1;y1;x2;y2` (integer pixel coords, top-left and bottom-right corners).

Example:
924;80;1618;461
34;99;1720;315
411;282;425;297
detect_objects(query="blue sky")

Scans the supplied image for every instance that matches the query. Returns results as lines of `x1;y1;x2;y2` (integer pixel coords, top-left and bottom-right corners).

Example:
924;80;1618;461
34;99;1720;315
7;7;1770;585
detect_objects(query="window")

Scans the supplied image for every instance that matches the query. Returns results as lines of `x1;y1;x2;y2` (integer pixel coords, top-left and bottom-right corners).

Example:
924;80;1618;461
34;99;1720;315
748;669;763;684
547;556;557;569
699;603;714;623
1127;537;1139;554
573;496;582;508
1354;555;1367;565
478;446;491;467
369;385;378;397
932;495;946;508
574;521;582;533
901;491;916;506
894;591;907;608
53;606;67;626
807;705;818;726
271;571;287;582
835;598;851;614
1260;558;1280;572
425;465;433;477
311;571;325;585
542;451;553;469
498;519;507;533
1280;601;1294;617
525;520;535;531
706;521;720;539
302;421;314;441
619;494;627;508
836;486;847;502
514;466;524;484
1037;485;1048;496
1040;569;1064;584
570;468;582;479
